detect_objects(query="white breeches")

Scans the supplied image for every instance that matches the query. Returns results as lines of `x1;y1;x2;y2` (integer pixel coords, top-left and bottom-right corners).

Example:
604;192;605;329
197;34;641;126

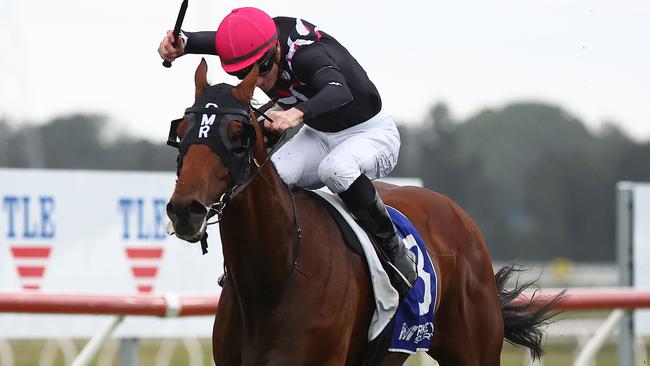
271;110;401;193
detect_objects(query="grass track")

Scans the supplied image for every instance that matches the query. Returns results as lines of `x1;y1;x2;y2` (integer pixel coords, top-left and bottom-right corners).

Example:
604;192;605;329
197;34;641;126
6;339;628;365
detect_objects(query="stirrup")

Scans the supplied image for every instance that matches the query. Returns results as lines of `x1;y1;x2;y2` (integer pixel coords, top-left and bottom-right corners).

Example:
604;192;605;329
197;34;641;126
379;237;417;297
384;262;414;297
393;251;417;283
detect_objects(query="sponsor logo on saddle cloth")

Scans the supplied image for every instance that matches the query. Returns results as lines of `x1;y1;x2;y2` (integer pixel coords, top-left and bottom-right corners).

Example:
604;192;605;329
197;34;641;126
386;206;438;354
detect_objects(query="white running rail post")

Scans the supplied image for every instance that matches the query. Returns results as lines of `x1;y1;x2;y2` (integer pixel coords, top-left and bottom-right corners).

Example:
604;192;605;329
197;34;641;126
120;338;139;366
70;315;124;366
0;339;14;366
573;309;625;366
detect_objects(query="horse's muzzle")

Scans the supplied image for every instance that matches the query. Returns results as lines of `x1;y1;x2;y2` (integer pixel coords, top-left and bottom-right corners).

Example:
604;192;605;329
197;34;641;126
166;199;209;242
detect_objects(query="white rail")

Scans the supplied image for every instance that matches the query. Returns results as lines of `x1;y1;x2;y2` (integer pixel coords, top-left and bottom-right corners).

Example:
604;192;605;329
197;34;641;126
70;315;124;366
2;289;650;365
573;309;625;366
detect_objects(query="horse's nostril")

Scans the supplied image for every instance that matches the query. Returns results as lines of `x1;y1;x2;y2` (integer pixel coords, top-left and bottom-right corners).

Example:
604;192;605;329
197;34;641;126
188;200;208;216
166;201;175;216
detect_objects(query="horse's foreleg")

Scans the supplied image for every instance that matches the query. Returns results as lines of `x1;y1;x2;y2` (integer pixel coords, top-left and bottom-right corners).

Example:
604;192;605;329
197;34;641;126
212;283;242;366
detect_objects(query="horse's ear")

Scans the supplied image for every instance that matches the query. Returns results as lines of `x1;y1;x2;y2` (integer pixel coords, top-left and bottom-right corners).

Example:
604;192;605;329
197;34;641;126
194;58;209;99
232;64;258;104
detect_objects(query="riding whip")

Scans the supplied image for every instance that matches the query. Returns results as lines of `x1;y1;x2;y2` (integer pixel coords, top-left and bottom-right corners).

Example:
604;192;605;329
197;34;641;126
162;0;189;68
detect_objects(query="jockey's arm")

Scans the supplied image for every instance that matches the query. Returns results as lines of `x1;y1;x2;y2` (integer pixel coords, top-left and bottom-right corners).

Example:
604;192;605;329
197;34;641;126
182;31;218;55
158;30;216;62
291;44;354;121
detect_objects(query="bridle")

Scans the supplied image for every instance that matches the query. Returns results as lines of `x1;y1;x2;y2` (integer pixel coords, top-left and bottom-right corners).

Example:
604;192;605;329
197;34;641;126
202;102;287;224
167;96;301;271
167;94;303;298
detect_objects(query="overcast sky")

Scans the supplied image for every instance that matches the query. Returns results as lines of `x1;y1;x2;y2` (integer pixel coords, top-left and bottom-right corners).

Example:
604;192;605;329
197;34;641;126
1;0;648;142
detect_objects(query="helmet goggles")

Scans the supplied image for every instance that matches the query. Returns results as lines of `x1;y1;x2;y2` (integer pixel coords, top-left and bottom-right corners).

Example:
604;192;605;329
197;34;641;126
227;44;277;80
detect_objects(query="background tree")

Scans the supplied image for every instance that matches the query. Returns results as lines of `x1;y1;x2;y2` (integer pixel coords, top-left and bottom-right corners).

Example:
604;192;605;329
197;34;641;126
2;104;649;263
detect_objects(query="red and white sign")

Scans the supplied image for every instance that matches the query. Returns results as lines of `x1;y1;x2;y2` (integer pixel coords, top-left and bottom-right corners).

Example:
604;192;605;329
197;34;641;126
125;246;164;293
10;245;52;291
0;168;223;338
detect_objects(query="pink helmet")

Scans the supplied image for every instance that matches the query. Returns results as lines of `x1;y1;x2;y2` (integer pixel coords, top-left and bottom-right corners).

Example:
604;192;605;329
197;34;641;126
215;7;278;73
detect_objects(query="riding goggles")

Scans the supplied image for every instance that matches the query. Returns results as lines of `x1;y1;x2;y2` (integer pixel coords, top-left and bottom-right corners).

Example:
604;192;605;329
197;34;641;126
227;45;277;80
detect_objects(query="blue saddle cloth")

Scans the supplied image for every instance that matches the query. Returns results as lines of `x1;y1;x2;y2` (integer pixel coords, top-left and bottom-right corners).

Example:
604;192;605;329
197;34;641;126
386;206;438;354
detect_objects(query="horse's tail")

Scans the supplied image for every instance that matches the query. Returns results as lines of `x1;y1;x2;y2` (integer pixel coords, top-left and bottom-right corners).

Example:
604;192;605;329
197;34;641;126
496;265;566;360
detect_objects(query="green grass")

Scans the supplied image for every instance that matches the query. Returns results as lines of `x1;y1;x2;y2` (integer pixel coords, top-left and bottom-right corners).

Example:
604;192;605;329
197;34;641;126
7;339;213;366
4;339;634;365
501;343;620;366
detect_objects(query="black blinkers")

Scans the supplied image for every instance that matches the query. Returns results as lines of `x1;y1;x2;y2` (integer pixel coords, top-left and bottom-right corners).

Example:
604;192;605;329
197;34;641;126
166;84;257;185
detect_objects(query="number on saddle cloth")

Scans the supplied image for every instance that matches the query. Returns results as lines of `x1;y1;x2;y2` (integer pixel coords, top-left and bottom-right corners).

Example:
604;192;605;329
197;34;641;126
385;205;438;354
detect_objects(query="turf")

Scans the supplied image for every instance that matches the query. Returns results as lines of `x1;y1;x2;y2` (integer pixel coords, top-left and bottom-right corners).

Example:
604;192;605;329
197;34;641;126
5;339;629;365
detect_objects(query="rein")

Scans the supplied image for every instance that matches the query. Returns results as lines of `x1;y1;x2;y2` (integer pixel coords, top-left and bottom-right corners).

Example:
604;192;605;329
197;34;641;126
199;102;293;256
207;102;304;298
203;100;288;225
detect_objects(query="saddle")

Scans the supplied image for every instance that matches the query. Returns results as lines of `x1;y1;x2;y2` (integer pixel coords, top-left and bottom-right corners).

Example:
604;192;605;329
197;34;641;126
305;190;398;365
307;189;438;364
305;190;402;281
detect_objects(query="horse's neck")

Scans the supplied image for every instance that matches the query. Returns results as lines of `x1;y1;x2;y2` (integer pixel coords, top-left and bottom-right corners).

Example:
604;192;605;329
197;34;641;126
220;162;296;297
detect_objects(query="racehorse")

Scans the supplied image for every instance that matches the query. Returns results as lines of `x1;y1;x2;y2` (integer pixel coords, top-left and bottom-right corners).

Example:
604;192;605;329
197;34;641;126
165;59;563;365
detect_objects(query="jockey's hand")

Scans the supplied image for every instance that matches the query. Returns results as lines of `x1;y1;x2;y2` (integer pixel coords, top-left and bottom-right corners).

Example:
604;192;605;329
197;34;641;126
264;108;304;133
158;30;185;62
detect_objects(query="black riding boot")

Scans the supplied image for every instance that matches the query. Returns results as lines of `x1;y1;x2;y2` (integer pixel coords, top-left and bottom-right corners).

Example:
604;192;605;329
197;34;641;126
340;175;417;296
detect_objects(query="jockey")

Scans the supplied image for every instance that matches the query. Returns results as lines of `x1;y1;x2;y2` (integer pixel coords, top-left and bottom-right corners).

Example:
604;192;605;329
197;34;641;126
158;7;416;295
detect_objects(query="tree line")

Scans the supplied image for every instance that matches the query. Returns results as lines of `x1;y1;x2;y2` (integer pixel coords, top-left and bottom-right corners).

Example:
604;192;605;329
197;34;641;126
395;102;650;262
1;102;649;262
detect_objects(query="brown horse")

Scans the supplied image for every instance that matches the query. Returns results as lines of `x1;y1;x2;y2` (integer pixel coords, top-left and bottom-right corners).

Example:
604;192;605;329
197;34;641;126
166;59;561;365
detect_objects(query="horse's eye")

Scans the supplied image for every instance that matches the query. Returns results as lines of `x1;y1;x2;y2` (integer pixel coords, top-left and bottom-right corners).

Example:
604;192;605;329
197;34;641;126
227;120;244;145
177;116;191;140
